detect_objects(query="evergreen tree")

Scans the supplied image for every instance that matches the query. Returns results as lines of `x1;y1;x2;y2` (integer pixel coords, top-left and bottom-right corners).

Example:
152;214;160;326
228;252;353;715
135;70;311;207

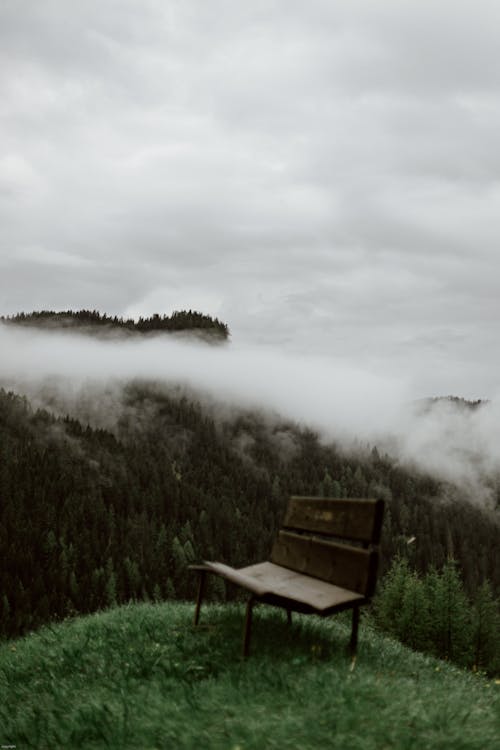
426;560;471;663
471;581;500;673
399;570;431;652
373;557;412;641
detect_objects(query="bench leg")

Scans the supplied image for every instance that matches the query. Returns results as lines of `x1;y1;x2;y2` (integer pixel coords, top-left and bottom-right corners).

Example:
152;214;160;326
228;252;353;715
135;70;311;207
349;606;360;655
193;569;206;626
243;597;255;658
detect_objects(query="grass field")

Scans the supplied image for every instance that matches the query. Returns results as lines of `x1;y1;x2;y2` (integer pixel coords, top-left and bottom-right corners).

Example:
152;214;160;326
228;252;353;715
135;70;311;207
1;602;499;749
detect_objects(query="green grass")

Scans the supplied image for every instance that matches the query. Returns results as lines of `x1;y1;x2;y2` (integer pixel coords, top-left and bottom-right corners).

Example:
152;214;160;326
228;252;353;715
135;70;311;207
1;602;499;749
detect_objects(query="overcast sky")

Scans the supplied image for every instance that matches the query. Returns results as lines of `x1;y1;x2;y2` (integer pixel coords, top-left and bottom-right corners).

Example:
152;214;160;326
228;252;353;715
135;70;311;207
1;0;500;398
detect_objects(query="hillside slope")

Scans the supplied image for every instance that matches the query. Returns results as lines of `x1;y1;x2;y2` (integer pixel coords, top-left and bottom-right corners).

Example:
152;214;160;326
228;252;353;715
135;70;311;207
1;384;499;642
1;602;498;749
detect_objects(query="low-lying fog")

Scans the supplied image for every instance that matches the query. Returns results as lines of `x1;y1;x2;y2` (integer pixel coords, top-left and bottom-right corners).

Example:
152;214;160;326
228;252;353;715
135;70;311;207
1;323;499;507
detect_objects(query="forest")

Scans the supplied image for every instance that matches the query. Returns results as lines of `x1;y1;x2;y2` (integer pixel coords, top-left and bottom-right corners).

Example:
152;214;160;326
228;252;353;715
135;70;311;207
0;309;230;340
1;381;499;658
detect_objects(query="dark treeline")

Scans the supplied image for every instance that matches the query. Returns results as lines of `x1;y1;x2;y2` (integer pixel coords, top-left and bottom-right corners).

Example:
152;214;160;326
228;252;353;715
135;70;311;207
1;385;499;648
416;395;487;412
1;309;230;339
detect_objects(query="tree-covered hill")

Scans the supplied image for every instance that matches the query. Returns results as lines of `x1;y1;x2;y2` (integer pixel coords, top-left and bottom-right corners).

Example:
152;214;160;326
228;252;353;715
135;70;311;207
0;309;230;340
1;383;499;647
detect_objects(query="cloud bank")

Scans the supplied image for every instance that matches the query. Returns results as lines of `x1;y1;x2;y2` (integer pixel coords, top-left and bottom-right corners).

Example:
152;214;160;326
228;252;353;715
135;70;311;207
1;324;499;506
1;1;500;396
0;323;409;434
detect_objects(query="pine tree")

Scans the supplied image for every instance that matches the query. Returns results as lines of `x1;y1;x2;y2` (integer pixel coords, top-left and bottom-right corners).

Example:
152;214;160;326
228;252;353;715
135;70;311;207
471;581;500;673
426;560;471;663
399;570;431;652
374;557;412;640
319;469;334;498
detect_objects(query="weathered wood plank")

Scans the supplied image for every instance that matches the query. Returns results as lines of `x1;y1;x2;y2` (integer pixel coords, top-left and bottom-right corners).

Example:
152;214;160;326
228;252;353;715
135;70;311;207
270;530;378;596
200;561;270;597
238;561;365;611
283;496;384;543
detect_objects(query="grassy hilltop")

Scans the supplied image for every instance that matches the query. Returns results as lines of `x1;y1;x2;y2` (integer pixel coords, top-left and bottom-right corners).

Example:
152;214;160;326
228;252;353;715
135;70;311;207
1;602;498;750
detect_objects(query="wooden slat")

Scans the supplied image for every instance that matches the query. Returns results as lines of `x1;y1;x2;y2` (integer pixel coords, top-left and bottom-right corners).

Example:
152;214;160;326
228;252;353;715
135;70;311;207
283;496;384;543
271;530;378;596
238;561;365;611
200;561;271;597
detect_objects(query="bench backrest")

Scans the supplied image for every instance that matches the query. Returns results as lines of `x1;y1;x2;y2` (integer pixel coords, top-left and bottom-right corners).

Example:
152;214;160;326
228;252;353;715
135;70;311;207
271;496;384;597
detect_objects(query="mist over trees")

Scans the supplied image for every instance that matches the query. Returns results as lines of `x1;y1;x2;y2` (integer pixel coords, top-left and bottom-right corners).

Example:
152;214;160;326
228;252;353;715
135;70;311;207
0;310;499;672
1;382;499;672
1;309;230;340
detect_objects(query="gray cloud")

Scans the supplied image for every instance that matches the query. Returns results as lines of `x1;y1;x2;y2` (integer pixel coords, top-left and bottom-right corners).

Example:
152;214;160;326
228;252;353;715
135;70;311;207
1;0;500;397
1;323;499;507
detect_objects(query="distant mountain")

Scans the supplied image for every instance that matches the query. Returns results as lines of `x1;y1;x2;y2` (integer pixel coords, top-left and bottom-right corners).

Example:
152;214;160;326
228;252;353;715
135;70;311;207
0;309;230;341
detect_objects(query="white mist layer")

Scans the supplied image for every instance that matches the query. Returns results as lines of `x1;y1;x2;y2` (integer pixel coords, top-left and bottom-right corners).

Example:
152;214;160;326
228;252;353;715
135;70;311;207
386;399;500;504
0;324;409;434
1;324;499;504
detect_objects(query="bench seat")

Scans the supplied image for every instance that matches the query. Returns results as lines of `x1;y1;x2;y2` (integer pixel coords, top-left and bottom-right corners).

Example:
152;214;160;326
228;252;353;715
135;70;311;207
202;560;365;612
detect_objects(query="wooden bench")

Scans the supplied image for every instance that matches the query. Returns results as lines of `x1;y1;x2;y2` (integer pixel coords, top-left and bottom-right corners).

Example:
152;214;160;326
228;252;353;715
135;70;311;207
190;496;384;657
